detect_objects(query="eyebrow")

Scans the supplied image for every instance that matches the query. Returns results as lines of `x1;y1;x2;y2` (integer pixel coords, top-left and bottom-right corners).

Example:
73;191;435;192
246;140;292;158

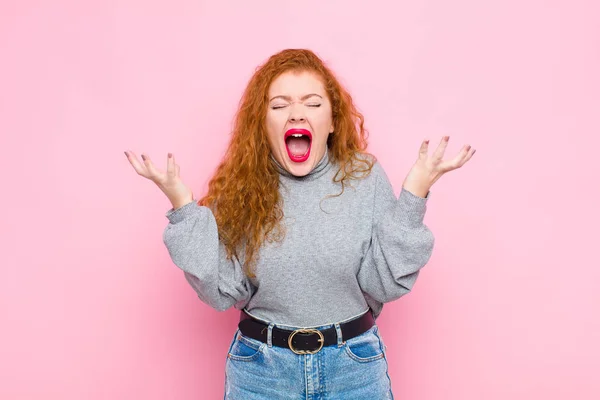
269;93;323;102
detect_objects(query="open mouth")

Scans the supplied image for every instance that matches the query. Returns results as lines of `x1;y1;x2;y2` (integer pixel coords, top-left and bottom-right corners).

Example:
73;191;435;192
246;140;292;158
284;129;312;163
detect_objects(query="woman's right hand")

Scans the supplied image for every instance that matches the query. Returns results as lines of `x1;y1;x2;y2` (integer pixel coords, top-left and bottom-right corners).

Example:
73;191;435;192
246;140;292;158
124;151;194;210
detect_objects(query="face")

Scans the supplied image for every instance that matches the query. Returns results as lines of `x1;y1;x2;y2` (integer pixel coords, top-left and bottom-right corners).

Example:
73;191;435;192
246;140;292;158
265;70;334;177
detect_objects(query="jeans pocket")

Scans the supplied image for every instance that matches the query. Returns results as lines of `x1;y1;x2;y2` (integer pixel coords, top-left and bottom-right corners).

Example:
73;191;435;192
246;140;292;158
227;330;266;362
343;325;385;363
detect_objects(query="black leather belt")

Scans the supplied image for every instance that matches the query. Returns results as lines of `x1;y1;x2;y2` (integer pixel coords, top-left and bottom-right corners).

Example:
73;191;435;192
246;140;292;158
238;309;375;355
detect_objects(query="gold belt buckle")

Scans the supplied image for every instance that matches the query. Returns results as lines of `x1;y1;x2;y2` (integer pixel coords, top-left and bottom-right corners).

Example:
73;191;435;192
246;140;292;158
288;328;325;355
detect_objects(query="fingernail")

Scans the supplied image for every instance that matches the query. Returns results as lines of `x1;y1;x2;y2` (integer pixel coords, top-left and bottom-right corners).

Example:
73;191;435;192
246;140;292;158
168;153;172;158
141;154;146;161
466;145;471;151
124;151;128;157
425;140;429;144
473;149;476;155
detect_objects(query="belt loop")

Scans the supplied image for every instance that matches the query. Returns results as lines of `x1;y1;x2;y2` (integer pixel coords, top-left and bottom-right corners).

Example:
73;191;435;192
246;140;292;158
267;323;275;347
334;322;343;347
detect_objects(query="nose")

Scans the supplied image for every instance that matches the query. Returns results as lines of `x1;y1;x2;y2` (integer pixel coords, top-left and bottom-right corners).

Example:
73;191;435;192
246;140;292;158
288;103;306;123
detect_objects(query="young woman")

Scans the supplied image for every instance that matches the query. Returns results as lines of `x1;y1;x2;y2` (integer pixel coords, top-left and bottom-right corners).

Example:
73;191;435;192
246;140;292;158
125;48;475;399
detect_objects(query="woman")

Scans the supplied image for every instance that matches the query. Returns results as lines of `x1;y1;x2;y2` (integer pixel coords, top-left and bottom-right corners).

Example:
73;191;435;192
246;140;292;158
125;49;475;399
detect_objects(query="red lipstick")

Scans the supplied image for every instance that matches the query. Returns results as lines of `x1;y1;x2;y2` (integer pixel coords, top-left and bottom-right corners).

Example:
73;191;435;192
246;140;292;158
284;129;312;163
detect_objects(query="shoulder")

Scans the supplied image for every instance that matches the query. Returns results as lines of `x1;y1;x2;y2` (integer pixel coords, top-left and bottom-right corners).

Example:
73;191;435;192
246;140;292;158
350;152;386;182
333;152;387;191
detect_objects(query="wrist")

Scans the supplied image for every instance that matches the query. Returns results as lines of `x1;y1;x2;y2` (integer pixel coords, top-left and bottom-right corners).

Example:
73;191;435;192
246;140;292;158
401;183;430;198
170;194;195;210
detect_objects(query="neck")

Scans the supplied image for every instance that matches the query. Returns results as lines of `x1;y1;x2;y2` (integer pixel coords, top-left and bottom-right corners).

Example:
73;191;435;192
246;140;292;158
270;149;332;181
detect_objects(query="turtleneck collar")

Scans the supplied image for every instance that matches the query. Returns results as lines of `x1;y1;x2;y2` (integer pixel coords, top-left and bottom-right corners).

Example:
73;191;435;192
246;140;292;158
270;149;333;182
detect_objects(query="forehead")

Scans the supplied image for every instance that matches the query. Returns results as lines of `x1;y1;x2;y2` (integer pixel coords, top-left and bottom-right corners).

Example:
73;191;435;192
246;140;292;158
268;71;326;97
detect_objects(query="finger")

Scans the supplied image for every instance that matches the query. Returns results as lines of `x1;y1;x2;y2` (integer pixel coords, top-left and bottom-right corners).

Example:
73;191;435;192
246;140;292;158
461;147;476;165
167;153;176;177
125;150;149;177
432;136;450;160
418;139;429;159
141;153;162;177
175;163;180;177
439;144;471;171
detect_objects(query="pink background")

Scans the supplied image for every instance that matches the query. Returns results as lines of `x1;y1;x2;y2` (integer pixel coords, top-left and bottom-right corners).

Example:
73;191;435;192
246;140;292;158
2;0;599;398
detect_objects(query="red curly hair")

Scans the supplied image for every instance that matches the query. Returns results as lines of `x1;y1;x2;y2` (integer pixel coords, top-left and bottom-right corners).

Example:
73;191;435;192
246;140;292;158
199;49;375;278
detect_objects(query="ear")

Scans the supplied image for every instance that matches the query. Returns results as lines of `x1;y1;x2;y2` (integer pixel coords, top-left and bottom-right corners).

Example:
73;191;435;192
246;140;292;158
329;123;334;134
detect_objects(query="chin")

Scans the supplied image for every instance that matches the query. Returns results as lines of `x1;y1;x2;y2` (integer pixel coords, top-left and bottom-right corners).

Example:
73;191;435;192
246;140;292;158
280;150;318;177
285;160;314;176
287;164;314;177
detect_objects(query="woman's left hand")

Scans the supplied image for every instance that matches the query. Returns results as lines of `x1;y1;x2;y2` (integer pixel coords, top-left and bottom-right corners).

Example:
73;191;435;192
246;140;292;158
402;136;476;198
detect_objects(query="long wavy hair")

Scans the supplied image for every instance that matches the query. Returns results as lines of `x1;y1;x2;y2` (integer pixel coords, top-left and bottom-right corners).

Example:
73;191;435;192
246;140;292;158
199;49;375;278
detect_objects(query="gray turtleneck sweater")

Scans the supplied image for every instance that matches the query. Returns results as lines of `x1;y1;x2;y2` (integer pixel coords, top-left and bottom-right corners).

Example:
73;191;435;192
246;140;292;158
163;151;434;328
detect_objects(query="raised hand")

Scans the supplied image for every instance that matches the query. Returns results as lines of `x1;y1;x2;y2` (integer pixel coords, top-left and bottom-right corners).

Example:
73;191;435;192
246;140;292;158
124;151;194;210
402;136;475;198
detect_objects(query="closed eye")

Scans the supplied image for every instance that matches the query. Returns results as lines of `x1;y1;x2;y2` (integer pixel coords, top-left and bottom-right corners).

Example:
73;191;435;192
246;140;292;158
271;103;321;109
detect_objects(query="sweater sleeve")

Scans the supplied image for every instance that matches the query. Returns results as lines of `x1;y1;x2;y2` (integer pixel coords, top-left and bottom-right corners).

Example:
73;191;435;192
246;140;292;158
162;201;254;312
357;162;435;304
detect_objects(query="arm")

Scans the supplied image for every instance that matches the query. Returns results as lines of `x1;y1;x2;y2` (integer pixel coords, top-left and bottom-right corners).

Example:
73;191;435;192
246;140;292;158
163;201;254;311
357;162;435;303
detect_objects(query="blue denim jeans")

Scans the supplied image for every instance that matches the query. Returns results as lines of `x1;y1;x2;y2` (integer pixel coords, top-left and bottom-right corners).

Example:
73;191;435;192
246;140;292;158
224;317;394;399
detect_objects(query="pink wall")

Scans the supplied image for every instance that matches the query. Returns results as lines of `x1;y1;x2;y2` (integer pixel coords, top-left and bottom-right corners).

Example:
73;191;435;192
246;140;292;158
2;0;599;398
